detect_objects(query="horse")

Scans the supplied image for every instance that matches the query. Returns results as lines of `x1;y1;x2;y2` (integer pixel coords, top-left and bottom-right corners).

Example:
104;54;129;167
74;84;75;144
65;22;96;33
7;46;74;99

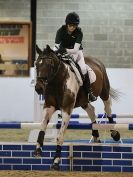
34;44;120;170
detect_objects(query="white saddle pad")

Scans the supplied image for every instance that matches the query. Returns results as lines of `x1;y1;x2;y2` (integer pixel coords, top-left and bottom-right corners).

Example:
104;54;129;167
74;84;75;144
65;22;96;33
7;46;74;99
86;65;96;84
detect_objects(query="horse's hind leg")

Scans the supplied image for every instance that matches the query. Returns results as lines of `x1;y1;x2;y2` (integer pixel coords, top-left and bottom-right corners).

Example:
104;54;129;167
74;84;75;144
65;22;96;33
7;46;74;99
34;106;55;156
83;103;101;143
103;95;114;123
103;96;120;141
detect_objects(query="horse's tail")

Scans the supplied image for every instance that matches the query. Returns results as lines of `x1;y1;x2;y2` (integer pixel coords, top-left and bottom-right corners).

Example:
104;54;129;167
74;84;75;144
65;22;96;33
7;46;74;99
100;63;122;102
109;87;122;101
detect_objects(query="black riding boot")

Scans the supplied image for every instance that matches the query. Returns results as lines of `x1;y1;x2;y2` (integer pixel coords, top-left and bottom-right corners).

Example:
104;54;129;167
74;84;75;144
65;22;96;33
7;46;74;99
84;72;97;102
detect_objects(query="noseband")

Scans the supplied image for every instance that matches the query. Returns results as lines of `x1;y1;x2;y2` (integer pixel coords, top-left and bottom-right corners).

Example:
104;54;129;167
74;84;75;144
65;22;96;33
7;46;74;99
36;55;61;86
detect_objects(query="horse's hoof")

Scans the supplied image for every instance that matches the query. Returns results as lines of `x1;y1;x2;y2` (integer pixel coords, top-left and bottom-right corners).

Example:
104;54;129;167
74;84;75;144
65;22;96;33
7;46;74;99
111;130;120;141
94;139;101;143
33;148;42;157
93;137;101;143
107;116;115;124
108;118;115;124
97;139;101;143
51;163;60;171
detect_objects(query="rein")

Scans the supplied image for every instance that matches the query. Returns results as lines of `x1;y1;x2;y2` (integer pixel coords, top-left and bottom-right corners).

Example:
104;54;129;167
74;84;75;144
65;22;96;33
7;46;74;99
36;55;62;85
47;55;62;83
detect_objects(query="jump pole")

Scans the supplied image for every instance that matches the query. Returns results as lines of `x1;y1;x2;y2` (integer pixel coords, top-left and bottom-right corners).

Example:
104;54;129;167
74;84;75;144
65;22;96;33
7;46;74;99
70;113;133;119
0;122;133;130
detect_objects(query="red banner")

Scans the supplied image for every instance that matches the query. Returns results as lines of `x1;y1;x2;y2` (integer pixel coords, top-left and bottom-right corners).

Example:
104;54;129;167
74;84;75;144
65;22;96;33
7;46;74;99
0;36;24;44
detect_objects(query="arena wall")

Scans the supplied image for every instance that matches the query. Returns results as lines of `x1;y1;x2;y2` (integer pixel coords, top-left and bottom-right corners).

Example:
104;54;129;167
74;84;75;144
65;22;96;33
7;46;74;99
0;0;133;67
0;68;133;122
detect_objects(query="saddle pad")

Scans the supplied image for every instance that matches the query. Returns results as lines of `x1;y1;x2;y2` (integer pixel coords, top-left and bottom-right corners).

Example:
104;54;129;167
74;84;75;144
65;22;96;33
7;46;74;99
86;65;96;84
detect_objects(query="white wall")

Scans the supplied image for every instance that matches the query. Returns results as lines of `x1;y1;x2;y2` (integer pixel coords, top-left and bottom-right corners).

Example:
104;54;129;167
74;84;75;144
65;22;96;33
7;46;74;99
0;68;133;122
0;68;34;122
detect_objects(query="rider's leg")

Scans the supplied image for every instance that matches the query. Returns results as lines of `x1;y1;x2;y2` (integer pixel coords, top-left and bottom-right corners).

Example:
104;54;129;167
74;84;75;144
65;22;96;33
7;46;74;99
84;71;97;102
77;51;97;102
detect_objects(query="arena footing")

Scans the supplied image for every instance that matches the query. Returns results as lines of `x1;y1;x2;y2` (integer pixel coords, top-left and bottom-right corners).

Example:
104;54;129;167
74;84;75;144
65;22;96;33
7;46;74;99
0;139;133;172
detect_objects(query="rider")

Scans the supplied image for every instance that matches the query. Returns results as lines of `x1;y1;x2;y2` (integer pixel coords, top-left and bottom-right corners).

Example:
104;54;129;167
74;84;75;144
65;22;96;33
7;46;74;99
53;12;97;102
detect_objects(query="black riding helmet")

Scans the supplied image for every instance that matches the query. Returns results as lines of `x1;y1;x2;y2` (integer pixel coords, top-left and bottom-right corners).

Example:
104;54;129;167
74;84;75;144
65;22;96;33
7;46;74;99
65;12;80;25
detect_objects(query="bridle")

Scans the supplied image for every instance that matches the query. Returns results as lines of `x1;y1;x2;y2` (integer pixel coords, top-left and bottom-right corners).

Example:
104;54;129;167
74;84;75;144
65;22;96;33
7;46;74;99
35;54;62;86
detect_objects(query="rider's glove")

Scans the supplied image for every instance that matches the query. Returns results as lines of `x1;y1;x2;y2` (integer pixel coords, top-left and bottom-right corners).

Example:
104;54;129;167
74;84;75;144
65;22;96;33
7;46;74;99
56;48;66;55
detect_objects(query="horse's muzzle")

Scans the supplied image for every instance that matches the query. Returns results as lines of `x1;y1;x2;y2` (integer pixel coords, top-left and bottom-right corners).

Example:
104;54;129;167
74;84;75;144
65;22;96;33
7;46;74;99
35;83;44;95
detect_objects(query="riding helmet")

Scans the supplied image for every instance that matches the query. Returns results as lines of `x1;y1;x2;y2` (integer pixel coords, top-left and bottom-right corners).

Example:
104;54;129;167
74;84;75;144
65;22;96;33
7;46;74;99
65;12;80;25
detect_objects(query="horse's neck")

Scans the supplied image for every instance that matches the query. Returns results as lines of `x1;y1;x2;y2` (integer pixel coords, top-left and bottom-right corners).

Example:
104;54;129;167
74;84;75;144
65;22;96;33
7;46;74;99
49;59;67;86
54;57;80;93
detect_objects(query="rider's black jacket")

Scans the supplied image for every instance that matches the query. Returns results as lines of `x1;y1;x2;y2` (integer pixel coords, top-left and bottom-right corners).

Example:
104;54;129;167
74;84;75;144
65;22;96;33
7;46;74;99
55;25;83;50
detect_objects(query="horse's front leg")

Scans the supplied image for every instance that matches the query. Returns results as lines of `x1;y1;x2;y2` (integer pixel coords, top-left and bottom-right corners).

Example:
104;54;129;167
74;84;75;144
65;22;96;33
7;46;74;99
51;110;71;170
34;106;55;157
103;97;120;141
83;103;101;143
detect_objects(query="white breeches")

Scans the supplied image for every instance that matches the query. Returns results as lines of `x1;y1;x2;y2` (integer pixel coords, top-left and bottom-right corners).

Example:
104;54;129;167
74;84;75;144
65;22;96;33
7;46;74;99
70;50;87;75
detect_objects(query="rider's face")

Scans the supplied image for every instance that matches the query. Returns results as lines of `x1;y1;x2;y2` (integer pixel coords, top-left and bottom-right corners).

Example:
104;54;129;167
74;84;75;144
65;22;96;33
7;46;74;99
67;24;77;33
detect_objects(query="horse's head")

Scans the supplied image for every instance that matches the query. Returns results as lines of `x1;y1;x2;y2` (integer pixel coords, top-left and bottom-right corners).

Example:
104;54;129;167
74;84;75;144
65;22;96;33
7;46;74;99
35;44;60;94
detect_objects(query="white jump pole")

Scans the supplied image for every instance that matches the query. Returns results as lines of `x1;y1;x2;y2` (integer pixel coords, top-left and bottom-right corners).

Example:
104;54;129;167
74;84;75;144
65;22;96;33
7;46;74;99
69;113;133;119
0;122;133;130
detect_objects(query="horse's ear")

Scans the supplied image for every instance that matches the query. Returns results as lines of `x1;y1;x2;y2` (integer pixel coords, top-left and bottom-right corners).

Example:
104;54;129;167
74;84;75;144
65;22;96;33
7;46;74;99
36;45;42;54
46;44;51;51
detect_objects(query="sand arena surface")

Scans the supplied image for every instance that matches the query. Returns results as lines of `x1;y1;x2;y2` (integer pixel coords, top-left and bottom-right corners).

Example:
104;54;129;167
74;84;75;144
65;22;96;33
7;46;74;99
0;171;133;177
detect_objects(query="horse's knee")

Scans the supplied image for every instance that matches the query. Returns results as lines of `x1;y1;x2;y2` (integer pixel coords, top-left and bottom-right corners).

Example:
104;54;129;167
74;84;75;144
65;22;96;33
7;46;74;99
40;119;49;131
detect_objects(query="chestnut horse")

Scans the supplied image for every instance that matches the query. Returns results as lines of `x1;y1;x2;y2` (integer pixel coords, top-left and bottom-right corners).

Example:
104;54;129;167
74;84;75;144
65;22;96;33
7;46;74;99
34;45;120;170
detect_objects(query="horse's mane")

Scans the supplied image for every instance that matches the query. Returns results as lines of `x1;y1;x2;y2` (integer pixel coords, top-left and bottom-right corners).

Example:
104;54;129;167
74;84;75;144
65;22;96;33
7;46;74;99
42;46;56;57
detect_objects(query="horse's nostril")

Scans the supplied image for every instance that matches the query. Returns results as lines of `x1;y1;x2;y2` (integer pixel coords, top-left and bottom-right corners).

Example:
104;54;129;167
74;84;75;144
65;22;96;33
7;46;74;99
35;85;43;94
35;87;43;95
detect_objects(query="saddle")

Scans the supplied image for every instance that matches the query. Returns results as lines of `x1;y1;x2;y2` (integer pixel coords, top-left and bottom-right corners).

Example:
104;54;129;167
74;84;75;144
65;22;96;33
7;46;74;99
58;53;84;86
56;53;96;86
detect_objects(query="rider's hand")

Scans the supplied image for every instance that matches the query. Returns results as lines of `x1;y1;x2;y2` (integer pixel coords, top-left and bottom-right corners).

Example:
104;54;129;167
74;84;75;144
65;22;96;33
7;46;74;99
56;48;66;55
